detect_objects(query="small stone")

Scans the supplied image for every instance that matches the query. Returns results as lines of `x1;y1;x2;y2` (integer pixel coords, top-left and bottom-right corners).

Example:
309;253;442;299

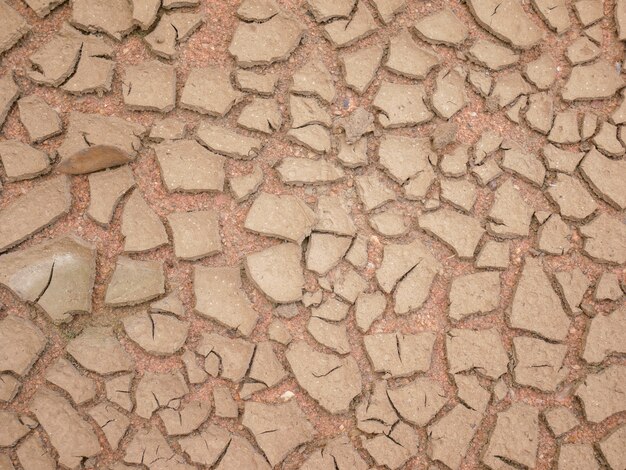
340;44;383;94
323;2;377;48
246;243;305;303
121;189;168;252
104;256;165;306
123;60;176;112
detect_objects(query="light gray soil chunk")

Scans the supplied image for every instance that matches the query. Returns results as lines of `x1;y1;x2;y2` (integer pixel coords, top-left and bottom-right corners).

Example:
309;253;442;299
135;371;189;419
513;337;568;391
362;421;418;469
123;312;189;356
369;209;408;237
181;350;207;384
440;145;469;176
277;157;344;185
243;401;314;466
580;213;626;264
483;403;539;470
501;146;546;186
364;332;435;377
158;400;210;436
286;340;362;414
340;44;383;94
355;173;397;211
510;257;570;341
449;272;500;320
235;69;278;95
355;292;386;332
71;0;134;39
476;241;510;270
87;166;135;226
595;273;622;301
525;93;554;134
541;144;584;174
419;209;484;259
600;425;626;470
46;358;96;404
68;327;134;375
466;0;543;49
306;233;352;275
18;96;62;143
547;173;597;220
0;175;71;253
468;39;519;71
593;121;624;156
229;11;304;67
168;210;221;260
0;316;45;377
245;243;305;303
385;29;439;80
379;134;434;184
579;147;626;210
287;125;331;153
123;60;176;112
124;426;191;469
121;190;168;252
307;317;350;354
131;0;160;29
144;12;203;59
376;238;440;294
315;196;356;236
312;298;349;321
446;328;508;379
230;165;263;202
356;380;398;434
562;60;625;101
0;410;30;447
440;178;477;212
371;0;406;23
105;374;134;411
334;269;367;303
89;402;130;450
213;386;238;418
181;67;243;116
291;59;335;103
567;37;600;65
238;98;282;134
538;214;571;255
0;374;20;402
16;433;56;470
31;387;100;468
491;71;532;108
455;374;490;413
241;340;287;397
323;2;377;48
414;8;468;46
0;140;49;182
583;305;626;364
0;73;19;129
105;256;164;306
0;235;96;323
428;404;482;470
155;139;225;192
0;1;30;55
373;81;433;127
549;111;581;144
194;266;258;336
488;179;534;238
196;121;263;159
575;365;626;422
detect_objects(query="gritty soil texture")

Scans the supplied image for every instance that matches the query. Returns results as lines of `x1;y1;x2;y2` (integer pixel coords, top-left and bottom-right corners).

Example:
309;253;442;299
0;0;625;469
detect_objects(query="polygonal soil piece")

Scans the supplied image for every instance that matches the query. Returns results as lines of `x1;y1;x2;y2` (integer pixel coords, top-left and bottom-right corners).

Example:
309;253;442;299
0;411;30;447
196;333;255;382
124;426;187;468
356;380;398;434
513;336;568;392
194;266;258;336
87;166;135;226
0;1;30;55
237;98;282;134
575;365;626;422
415;8;467;46
307;317;350;354
17;96;62;143
482;403;539;470
547;173;597;221
549;111;581;144
373;81;433;127
355;292;386;332
555;268;589;315
340;44;384;94
335;106;374;143
466;0;543;49
364;332;435;377
144;12;203;59
31;387;100;469
61;52;115;96
89;402;130;450
286;340;362;414
312;298;349;322
315;196;356;236
24;24;81;86
0;175;71;253
213;386;238;418
105;256;164;306
419;209;484;259
455;374;490;413
67;327;134;375
439;145;469;177
167;210;221;261
544;406;579;437
155;139;225;192
583;305;626;364
71;0;134;39
428;404;482;470
246;243;305;303
158;400;210;436
355;172;397;211
468;68;493;97
180;66;243;116
369;209;408;237
0;140;50;182
229;11;305;67
376;238;440;294
487;179;534;238
0;72;19;130
449;272;500;321
388;377;447;426
362;421;419;470
179;424;231;466
131;0;160;30
268;320;292;345
559;444;600;470
595;273;622;301
57;111;146;163
334;268;368;303
306;233;352;275
440;178;477;213
291;59;335;104
346;235;368;267
323;1;377;48
532;0;570;33
474;131;502;164
181;350;207;384
525;92;554;134
432;67;468;119
579;213;626;265
287;125;331;153
501;146;546;186
0;235;96;323
574;0;603;25
245;192;316;244
385;29;439;80
510;257;570;341
468;39;519;71
378;134;434;184
135;371;189;419
243;400;314;467
302;435;367;470
593;121;624;157
446;328;508;379
105;373;134;411
46;358;96;404
0;373;20;402
277;157;344;185
491;71;532;108
541;144;584;174
123;311;189;356
242;341;287;397
230;164;263;202
580;147;626;210
123;60;176;113
196;121;263;160
121;190;168;252
476;240;509;270
235;69;278;95
306;0;355;22
16;433;56;470
562;60;625;101
289;95;331;128
600;425;626;470
567;36;600;65
505;95;527;123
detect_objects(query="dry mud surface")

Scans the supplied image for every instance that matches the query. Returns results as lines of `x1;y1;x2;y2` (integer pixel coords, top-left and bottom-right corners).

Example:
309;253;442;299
0;0;625;469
